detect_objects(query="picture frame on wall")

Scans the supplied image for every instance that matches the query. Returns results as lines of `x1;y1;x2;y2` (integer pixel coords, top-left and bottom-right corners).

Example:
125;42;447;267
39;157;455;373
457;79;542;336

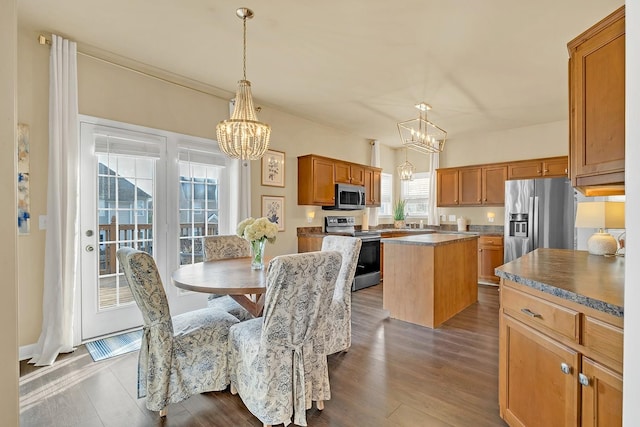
261;149;285;187
262;195;285;232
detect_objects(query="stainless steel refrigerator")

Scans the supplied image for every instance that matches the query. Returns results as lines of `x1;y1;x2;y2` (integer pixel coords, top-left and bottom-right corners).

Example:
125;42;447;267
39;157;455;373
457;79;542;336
504;177;575;263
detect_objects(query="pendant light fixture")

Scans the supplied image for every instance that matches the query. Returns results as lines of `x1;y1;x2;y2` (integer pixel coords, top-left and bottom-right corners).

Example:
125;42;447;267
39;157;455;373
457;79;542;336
216;8;271;161
397;147;415;181
397;102;447;154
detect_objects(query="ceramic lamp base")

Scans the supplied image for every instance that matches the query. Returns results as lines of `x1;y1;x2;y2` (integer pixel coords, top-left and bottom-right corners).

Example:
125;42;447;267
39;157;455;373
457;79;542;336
587;232;617;256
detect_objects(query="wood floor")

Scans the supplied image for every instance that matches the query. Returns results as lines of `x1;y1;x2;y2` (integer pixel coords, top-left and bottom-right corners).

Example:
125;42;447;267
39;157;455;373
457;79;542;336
19;284;507;427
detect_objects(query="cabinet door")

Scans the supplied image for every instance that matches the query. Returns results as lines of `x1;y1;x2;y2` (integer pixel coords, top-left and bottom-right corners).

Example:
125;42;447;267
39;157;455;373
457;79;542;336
508;160;542;180
569;9;625;188
364;169;381;206
478;243;503;284
542;157;568;178
500;315;579;427
334;161;352;184
482;165;507;205
350;164;366;186
309;157;335;205
580;358;622;427
298;236;324;253
437;169;459;206
458;168;482;205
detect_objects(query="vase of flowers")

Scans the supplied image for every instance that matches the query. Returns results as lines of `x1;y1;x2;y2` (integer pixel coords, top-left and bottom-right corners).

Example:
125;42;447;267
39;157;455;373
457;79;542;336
237;217;278;270
393;199;407;229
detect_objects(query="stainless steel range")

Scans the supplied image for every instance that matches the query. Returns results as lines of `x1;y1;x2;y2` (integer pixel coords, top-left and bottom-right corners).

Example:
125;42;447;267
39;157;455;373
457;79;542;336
325;216;381;291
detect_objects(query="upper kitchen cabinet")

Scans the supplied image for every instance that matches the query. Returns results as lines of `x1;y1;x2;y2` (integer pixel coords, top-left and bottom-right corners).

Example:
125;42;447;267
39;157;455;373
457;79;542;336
364;167;382;207
298;154;380;206
298;155;335;206
458;167;482;205
568;6;625;196
507;157;568;180
437;168;459;206
483;165;508;205
335;162;366;186
437;164;506;207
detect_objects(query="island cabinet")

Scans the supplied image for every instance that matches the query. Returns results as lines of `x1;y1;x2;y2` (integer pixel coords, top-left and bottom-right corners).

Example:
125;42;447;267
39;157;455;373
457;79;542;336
478;235;503;284
568;6;625;196
496;249;624;427
507;156;568;180
297;235;324;253
298;154;381;206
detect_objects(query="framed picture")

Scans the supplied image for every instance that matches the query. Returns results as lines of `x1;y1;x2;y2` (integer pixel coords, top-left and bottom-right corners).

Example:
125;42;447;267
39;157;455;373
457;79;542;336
261;149;285;187
262;195;285;232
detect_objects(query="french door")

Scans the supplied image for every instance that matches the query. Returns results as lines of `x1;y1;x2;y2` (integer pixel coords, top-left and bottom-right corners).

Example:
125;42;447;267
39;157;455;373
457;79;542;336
79;119;218;340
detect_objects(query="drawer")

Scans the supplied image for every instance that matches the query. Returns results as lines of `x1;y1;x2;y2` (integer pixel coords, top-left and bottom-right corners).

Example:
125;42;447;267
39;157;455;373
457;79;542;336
502;286;579;342
583;316;623;365
479;235;503;246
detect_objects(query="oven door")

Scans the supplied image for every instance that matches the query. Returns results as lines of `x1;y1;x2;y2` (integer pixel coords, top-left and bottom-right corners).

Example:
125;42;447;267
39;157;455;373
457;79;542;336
353;238;381;291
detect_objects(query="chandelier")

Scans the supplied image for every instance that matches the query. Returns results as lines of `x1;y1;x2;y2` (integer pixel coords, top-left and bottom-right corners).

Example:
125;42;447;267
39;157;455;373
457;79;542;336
216;8;271;161
397;147;415;181
397;103;447;154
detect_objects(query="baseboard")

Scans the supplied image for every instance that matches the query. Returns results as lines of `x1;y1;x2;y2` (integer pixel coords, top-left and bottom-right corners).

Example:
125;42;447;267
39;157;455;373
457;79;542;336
19;343;37;361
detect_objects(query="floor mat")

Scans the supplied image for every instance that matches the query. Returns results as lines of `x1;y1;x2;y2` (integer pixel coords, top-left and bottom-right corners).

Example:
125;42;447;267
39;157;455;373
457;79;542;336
85;330;143;362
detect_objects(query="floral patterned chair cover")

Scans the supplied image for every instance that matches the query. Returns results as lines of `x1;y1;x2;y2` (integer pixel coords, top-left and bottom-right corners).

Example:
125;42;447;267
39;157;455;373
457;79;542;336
116;247;239;415
228;251;342;427
321;235;362;355
203;235;254;322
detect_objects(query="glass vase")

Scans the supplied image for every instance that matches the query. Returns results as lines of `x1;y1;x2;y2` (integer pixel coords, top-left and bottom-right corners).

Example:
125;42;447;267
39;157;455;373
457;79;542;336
250;239;266;270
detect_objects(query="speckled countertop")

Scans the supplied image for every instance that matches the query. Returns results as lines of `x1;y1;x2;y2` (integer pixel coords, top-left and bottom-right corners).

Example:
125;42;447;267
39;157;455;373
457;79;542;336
495;248;624;317
381;233;479;247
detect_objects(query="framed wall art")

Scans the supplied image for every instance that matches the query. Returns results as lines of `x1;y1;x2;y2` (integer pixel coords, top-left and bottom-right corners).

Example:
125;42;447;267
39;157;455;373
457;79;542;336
262;195;285;231
261;149;285;187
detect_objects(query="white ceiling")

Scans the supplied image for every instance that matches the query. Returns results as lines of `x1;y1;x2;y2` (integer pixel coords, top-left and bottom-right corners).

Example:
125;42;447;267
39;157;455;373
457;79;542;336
18;0;624;147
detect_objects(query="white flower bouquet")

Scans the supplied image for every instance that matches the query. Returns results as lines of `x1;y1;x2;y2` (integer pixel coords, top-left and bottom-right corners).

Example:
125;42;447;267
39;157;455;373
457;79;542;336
236;217;278;244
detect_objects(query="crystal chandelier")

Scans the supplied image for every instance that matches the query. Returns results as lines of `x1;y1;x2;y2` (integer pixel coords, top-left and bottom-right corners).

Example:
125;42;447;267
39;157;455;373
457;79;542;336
397;147;415;181
216;8;271;161
397;103;447;154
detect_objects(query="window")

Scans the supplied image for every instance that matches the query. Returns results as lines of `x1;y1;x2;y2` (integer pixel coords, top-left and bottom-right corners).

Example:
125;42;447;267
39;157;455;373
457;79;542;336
380;173;393;216
401;172;430;217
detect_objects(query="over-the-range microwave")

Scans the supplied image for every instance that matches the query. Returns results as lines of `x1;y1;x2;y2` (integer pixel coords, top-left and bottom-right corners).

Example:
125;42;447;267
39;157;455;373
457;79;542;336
322;183;366;210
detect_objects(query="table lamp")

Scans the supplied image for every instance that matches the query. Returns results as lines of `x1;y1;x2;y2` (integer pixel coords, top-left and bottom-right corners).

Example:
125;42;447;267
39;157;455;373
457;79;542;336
575;201;625;255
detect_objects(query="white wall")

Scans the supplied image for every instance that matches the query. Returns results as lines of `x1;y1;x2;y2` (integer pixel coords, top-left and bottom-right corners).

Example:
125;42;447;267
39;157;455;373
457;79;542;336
624;1;639;424
0;0;20;423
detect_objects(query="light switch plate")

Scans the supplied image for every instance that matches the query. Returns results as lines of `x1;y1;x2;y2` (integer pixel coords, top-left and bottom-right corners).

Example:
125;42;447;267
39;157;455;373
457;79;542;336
440;214;446;222
448;215;456;222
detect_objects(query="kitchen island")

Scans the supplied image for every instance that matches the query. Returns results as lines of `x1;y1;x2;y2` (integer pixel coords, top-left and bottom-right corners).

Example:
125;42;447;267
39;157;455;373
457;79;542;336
382;233;479;328
495;249;624;427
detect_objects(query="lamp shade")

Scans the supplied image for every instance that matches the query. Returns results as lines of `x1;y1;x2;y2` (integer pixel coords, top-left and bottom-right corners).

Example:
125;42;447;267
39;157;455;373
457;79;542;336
575;202;625;230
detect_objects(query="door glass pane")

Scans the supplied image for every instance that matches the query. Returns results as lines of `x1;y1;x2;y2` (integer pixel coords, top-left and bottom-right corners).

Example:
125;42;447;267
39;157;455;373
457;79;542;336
97;154;155;310
179;160;222;265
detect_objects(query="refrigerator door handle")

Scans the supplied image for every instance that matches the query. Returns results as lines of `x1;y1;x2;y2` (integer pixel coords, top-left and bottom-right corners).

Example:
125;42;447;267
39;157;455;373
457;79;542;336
528;196;535;253
533;196;540;249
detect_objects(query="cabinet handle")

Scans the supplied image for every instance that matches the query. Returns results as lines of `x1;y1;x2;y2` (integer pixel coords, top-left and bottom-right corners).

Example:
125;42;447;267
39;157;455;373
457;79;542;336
484;198;487;202
479;249;483;252
544;169;549;173
560;363;572;375
487;240;494;244
537;170;542;175
521;308;541;318
564;168;568;174
579;373;590;387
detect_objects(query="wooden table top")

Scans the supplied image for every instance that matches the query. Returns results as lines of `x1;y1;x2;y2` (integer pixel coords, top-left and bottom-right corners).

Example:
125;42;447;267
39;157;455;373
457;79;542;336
171;257;270;295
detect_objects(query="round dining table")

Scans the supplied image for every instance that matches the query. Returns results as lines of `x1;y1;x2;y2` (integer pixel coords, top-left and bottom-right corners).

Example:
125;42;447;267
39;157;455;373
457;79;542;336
171;256;271;317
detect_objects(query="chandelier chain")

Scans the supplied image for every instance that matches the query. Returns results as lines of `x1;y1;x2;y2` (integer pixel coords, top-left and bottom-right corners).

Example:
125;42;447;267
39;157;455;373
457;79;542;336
242;15;247;81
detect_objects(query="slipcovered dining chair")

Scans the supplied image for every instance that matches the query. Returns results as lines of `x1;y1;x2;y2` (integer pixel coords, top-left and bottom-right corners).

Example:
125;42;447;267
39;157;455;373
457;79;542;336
321;235;362;355
228;251;342;427
203;235;254;322
116;247;239;417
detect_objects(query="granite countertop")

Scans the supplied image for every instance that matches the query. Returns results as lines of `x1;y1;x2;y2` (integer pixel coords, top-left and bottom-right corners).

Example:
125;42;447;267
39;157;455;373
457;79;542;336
381;233;479;247
495;248;624;317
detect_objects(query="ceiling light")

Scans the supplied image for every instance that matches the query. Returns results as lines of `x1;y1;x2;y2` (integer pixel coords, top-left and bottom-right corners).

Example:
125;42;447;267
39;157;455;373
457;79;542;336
397;147;415;181
216;7;271;161
397;102;447;154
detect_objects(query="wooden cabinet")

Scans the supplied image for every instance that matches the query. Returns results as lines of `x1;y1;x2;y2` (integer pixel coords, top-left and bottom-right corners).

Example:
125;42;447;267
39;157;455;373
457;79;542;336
499;280;623;427
297;235;324;253
364;167;381;206
437;164;506;207
437;169;459;206
298;155;335;206
298;155;378;206
568;6;625;196
478;235;503;284
507;156;568;180
458;168;482;205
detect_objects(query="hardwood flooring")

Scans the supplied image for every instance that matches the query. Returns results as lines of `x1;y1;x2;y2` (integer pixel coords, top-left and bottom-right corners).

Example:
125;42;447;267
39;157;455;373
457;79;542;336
19;284;507;427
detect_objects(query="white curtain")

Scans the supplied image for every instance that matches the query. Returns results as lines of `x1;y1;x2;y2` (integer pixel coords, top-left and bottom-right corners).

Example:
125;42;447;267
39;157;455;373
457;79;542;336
427;153;440;226
224;99;251;234
369;140;380;226
30;35;80;366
